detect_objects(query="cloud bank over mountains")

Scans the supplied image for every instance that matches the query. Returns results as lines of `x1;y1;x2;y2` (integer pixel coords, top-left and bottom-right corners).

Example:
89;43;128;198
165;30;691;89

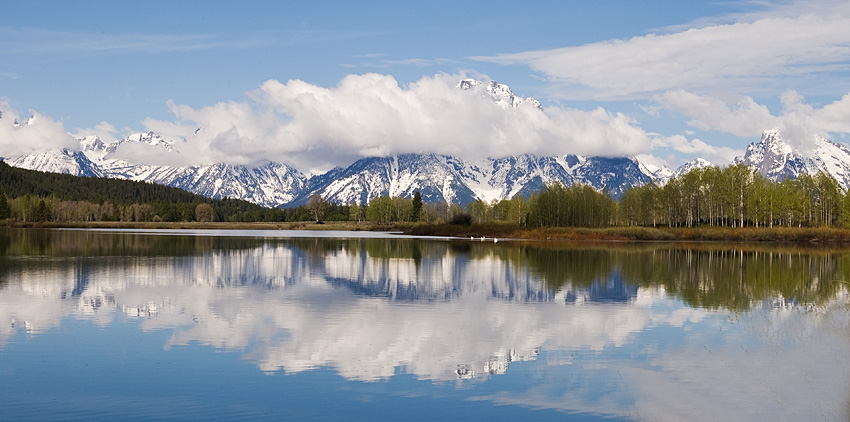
3;2;850;171
654;90;850;153
0;103;79;157
3;74;654;172
3;72;850;173
139;73;654;172
470;1;850;160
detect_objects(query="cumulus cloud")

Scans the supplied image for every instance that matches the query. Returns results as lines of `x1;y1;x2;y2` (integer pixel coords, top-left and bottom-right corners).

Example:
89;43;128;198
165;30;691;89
655;89;850;150
0;101;78;157
472;8;850;100
651;134;742;166
71;121;121;144
654;90;780;137
140;73;654;171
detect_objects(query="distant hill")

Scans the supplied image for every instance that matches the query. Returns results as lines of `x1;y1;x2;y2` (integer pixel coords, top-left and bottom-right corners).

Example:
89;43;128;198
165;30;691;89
0;160;284;222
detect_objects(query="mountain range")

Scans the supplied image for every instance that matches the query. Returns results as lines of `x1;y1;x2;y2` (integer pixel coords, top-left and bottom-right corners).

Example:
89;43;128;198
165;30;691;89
4;80;850;207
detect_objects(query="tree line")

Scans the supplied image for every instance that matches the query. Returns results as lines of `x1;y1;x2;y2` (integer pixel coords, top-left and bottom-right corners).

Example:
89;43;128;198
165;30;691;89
0;161;364;223
340;163;850;229
619;163;849;228
6;158;850;229
312;184;614;228
0;161;278;223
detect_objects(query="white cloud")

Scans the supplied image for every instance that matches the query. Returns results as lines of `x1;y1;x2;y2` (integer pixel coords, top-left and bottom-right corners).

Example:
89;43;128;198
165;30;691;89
71;121;121;144
5;237;849;421
0;101;78;157
472;7;850;100
655;89;850;149
634;153;672;171
141;73;654;171
651;134;742;165
654;90;779;137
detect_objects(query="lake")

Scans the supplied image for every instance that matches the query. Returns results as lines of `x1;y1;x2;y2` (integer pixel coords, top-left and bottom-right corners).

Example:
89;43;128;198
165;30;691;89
1;228;849;421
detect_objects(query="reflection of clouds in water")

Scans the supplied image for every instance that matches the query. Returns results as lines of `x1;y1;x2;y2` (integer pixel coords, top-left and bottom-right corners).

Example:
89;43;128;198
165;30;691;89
135;284;683;382
621;300;850;422
2;240;849;420
0;245;695;382
474;296;850;421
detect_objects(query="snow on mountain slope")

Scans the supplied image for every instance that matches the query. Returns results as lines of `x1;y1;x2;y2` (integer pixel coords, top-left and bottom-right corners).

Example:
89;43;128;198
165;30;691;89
638;162;673;183
5;129;669;207
453;154;575;203
6;148;102;177
458;79;542;110
735;129;850;190
3;78;740;207
567;155;654;197
7;132;308;207
671;158;714;179
294;154;479;206
146;161;307;205
295;151;653;206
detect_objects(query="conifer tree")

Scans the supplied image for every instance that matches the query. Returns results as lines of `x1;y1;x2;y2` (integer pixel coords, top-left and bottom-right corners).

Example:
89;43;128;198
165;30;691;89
0;194;9;220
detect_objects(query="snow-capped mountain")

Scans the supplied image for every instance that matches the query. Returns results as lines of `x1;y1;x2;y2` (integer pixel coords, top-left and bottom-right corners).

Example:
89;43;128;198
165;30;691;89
734;129;850;190
25;80;850;208
671;157;714;179
290;152;654;206
1;111;102;177
8;131;308;207
566;155;654;196
294;154;479;206
4;78;660;207
143;161;307;206
5;148;102;178
5;127;657;207
458;79;542;110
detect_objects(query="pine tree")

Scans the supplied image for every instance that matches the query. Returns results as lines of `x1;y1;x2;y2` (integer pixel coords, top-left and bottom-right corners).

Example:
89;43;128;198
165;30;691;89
0;194;9;220
412;191;423;222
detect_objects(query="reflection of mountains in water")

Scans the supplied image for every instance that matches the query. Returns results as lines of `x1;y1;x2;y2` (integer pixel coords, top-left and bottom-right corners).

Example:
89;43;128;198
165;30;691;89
326;276;636;303
318;241;641;303
5;230;850;386
3;230;848;310
564;272;638;304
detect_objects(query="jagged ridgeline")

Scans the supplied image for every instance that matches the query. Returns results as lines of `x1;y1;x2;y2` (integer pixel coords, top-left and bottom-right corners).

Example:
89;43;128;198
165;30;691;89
0;160;286;222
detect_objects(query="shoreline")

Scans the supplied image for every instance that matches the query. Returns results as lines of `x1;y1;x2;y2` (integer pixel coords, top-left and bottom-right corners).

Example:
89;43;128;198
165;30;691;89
6;220;850;242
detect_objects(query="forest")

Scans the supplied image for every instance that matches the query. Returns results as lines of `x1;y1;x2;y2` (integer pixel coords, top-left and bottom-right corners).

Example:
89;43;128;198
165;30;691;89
4;159;850;229
0;161;284;223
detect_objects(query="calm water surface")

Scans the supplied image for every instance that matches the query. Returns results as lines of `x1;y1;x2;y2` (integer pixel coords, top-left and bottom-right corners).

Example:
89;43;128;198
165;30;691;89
1;228;849;421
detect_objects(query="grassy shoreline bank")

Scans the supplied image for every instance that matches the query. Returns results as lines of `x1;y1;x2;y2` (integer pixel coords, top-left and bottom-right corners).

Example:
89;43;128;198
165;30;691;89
6;220;850;242
403;223;850;242
1;220;395;232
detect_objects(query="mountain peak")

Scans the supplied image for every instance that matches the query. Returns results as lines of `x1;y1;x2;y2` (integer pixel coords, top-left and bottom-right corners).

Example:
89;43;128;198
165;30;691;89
736;129;850;190
79;135;106;153
757;128;793;156
671;157;714;179
457;78;542;110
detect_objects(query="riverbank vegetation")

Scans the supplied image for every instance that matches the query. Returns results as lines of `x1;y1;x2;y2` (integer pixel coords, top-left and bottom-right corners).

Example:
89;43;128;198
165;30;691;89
8;159;850;241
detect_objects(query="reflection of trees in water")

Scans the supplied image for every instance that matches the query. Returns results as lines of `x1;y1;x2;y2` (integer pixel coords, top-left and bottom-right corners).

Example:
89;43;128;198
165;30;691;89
0;228;265;257
0;228;271;291
3;228;848;309
448;241;850;310
620;244;849;310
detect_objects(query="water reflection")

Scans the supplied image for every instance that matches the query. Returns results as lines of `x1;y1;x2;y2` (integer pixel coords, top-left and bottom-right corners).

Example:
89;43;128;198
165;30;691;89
1;228;849;420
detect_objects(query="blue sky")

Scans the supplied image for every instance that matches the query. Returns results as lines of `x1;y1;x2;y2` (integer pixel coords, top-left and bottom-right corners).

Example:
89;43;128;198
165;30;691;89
2;0;850;172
